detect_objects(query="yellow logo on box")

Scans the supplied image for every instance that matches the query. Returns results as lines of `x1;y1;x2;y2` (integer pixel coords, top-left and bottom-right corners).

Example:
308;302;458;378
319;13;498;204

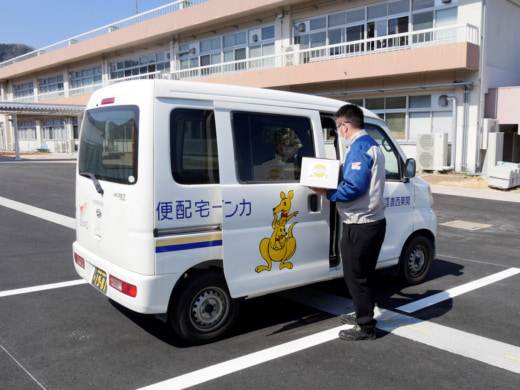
268;168;281;180
311;163;328;178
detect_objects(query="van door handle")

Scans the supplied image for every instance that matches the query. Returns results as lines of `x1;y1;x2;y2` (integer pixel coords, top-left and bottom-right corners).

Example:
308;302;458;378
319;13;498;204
309;194;318;212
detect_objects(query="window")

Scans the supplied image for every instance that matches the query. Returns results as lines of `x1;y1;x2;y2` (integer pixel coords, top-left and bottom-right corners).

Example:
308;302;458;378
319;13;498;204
388;16;409;46
180;24;274;75
201;52;222;75
200;38;223;74
231;112;315;183
17;121;37;140
368;20;388;49
329;12;346;27
42;119;66;140
14;82;34;99
412;0;434;11
224;31;247;48
347;9;365;23
39;75;64;97
110;51;170;79
358;94;451;142
292;1;457;58
368;3;387;20
435;7;458;40
70;66;102;89
410;95;431;108
201;38;221;53
262;26;275;40
386;96;406;109
389;0;410;15
386;113;407;140
366;98;385;110
366;124;401;180
79;105;139;184
170;109;218;185
346;24;364;52
180;57;198;70
413;11;434;42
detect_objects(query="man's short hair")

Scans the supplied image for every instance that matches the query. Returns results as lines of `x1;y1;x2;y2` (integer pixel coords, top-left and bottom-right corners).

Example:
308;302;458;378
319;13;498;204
335;104;364;129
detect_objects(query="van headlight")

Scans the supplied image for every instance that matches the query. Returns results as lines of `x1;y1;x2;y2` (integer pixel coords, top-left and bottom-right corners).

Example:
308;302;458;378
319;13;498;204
428;186;434;207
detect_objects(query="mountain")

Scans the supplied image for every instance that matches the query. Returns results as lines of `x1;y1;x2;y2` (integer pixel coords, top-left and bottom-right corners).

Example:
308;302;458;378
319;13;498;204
0;43;35;62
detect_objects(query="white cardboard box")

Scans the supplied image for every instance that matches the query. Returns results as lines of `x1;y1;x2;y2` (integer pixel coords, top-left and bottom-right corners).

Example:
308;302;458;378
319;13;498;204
300;157;340;189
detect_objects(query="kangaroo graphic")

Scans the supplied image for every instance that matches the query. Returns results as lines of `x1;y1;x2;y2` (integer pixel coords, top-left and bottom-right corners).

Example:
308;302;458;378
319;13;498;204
256;190;298;273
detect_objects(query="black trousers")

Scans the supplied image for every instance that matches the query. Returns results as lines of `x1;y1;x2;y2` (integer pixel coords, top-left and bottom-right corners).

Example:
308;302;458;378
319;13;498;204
341;218;386;330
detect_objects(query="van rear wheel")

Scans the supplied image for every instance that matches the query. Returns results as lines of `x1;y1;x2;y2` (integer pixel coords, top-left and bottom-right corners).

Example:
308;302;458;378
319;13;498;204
399;235;433;285
169;271;240;345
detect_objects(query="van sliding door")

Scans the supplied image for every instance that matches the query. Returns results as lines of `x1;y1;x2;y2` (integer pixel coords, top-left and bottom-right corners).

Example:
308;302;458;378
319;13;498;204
214;102;332;298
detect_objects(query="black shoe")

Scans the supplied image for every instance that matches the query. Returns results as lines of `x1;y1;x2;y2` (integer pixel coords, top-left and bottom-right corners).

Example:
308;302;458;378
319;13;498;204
338;325;376;341
339;313;357;325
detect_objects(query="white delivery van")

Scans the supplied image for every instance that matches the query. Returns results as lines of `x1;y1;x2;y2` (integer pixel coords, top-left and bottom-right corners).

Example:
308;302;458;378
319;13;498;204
73;79;436;344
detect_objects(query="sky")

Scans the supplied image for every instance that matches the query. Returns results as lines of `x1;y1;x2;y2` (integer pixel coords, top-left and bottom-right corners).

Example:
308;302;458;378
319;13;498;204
0;0;175;49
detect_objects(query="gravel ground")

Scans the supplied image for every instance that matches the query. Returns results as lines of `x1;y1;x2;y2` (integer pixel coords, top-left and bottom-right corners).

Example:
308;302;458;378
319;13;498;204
418;172;520;193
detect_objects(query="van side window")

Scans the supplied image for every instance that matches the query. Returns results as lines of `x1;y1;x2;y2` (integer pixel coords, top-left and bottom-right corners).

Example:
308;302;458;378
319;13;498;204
365;124;401;181
231;112;315;183
170;109;219;184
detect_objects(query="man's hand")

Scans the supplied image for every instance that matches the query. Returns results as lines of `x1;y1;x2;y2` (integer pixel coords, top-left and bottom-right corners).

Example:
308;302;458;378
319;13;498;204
308;187;328;197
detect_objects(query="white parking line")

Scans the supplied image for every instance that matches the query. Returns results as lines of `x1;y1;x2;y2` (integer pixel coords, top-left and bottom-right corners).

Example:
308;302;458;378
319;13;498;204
2;198;519;385
139;324;351;390
0;342;47;390
139;269;520;389
0;196;75;230
396;267;520;313
0;280;87;298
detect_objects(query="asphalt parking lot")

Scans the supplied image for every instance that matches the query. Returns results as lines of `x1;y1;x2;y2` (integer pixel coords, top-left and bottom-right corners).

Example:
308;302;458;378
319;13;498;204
1;158;520;389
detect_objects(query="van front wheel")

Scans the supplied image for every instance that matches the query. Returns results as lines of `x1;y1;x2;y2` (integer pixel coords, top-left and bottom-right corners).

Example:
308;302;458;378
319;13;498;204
169;271;240;345
399;235;433;285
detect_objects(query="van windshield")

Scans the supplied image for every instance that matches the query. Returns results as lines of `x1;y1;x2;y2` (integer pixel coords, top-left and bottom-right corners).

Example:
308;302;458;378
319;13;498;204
79;105;139;184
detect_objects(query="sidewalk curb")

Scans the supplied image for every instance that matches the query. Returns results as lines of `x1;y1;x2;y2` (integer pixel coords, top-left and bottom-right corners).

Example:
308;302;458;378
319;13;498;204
431;184;520;203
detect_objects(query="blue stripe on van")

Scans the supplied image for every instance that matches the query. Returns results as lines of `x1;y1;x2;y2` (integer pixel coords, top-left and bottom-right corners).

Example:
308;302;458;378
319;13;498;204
155;239;223;253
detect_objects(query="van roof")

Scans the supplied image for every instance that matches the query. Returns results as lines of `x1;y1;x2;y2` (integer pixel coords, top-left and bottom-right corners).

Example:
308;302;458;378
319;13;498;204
89;79;381;121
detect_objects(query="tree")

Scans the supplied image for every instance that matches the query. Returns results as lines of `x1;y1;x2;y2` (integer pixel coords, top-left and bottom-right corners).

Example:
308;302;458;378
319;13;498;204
0;44;35;62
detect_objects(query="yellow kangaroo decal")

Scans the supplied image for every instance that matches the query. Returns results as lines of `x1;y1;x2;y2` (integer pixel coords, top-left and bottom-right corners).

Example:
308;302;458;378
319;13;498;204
256;190;298;273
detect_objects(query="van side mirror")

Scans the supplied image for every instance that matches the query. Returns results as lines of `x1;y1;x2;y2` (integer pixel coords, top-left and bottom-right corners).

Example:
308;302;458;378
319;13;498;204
402;158;416;182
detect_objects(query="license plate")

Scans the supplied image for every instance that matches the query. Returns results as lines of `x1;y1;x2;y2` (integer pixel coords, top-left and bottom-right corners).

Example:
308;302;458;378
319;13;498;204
92;268;108;294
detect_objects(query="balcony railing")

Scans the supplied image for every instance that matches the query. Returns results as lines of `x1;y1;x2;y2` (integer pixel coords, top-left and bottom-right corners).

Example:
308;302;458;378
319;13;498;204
7;24;479;103
171;24;479;80
0;0;207;69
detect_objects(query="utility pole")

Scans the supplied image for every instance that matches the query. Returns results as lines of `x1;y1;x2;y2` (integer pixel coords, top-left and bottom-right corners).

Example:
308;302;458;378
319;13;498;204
135;0;138;14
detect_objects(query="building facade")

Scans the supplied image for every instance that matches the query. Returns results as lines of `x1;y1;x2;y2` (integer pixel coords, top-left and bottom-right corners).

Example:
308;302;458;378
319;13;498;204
1;0;519;173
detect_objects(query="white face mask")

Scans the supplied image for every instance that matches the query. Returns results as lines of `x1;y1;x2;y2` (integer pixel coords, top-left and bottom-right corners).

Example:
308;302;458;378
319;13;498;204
339;133;349;150
280;147;295;162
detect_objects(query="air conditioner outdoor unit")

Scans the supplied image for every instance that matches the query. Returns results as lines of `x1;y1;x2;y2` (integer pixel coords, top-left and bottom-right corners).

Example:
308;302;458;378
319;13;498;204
416;133;448;171
284;45;300;66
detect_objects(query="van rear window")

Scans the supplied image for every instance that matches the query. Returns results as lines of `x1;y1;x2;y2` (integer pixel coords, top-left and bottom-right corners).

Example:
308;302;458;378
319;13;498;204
79;105;139;184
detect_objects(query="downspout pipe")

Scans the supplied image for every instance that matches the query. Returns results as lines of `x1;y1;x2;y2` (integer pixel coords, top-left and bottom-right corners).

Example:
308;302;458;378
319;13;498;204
439;95;457;171
447;96;457;170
